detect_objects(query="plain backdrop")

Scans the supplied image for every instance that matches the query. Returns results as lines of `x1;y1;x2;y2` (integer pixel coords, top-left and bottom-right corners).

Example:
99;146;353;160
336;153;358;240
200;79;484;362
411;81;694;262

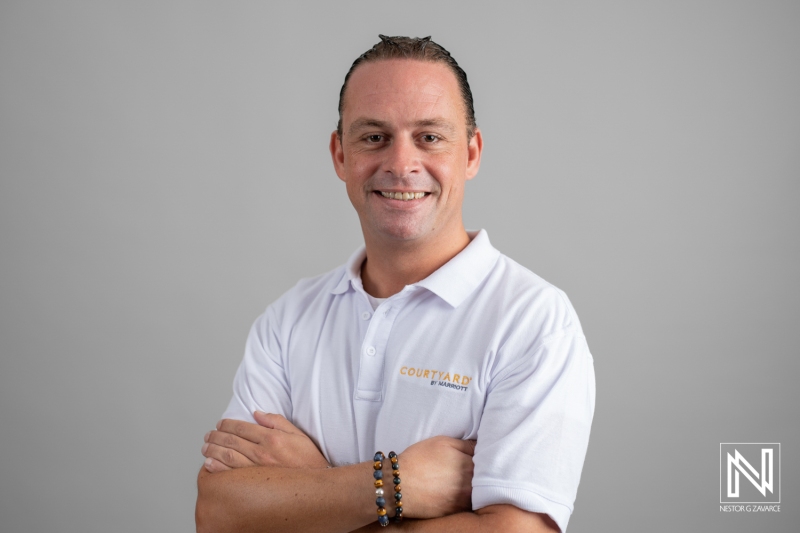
1;2;798;532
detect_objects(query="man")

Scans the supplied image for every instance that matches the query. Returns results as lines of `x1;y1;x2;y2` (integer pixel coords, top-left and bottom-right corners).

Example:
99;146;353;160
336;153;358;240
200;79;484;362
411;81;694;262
196;35;595;533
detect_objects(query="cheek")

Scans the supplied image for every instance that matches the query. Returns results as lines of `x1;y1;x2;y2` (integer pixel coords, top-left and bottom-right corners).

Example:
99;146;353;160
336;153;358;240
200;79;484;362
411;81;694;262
346;155;380;187
429;159;466;197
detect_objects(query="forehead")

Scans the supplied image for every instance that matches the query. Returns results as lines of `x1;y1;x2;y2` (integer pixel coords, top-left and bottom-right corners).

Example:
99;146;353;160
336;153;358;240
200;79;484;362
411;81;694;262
342;59;464;127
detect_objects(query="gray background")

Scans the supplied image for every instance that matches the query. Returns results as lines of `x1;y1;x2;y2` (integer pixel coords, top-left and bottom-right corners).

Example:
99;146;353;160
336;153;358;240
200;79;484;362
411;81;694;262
1;1;797;532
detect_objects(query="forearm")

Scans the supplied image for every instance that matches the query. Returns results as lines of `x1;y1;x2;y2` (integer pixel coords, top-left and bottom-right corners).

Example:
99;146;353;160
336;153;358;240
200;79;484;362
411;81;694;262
349;505;559;533
196;461;379;533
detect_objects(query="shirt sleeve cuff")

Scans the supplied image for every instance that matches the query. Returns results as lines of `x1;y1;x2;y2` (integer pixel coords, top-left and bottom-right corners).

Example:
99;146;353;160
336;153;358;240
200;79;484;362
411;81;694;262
472;484;572;532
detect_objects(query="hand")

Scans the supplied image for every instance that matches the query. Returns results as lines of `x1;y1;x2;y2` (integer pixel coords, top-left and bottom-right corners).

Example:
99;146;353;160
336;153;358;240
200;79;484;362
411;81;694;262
201;411;331;473
396;436;476;519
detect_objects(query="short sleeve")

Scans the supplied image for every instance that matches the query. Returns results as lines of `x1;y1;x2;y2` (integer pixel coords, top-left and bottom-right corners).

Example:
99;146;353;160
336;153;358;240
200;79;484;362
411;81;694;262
471;329;595;532
221;306;292;422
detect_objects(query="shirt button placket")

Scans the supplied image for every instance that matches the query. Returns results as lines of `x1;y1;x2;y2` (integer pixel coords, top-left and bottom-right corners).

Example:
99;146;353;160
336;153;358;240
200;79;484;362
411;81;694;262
356;299;403;402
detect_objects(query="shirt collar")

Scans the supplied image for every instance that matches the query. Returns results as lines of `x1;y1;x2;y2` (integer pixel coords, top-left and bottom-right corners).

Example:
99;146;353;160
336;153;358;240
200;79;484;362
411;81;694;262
331;229;500;308
331;246;368;295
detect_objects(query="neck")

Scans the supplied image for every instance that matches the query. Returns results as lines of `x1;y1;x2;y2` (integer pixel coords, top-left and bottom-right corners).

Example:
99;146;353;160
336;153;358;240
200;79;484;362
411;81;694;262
360;223;471;298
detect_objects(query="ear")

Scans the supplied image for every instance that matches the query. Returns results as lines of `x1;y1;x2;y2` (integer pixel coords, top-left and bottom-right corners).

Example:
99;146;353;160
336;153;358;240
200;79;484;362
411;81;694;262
329;131;346;182
465;128;483;181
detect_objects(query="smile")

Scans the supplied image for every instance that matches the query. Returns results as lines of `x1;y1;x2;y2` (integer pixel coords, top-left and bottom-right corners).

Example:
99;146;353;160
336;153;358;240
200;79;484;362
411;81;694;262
378;191;429;201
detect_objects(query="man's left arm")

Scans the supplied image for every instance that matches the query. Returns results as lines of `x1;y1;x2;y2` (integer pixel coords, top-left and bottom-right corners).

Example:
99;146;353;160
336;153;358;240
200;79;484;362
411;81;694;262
466;327;595;533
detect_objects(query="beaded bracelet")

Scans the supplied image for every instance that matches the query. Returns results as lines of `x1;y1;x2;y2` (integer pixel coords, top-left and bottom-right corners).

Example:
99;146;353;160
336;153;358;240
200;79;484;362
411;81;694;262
389;451;403;523
373;452;389;527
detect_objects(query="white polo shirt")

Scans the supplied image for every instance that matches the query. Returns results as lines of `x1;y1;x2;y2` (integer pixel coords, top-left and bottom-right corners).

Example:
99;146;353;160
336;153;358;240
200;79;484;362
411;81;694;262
223;229;595;532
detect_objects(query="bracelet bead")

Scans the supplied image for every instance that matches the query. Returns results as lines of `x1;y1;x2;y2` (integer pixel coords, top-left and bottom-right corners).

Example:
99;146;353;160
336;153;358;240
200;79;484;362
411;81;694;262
389;451;403;522
374;451;389;527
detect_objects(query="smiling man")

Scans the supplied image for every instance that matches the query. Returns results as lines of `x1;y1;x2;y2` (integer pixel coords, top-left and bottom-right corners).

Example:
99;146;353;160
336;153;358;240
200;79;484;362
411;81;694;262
196;36;595;533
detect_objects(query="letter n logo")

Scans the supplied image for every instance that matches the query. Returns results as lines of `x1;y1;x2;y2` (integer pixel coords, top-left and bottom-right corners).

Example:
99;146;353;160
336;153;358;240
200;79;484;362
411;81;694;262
720;443;780;504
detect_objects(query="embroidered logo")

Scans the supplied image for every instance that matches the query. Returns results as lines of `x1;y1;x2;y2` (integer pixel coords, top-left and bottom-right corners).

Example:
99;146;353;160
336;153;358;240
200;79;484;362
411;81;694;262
399;366;472;392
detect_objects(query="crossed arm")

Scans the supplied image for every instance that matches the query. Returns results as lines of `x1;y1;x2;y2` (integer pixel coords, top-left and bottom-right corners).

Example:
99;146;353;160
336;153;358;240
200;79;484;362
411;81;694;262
195;411;560;533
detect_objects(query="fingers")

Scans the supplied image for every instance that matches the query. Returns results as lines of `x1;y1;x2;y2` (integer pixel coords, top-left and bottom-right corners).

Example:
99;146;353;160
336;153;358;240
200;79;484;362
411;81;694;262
203;457;231;473
216;418;273;444
201;438;256;469
466;439;477;455
253;411;304;435
443;437;478;457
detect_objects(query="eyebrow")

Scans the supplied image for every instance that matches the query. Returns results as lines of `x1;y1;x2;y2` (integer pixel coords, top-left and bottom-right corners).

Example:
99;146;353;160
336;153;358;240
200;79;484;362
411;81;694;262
348;117;457;136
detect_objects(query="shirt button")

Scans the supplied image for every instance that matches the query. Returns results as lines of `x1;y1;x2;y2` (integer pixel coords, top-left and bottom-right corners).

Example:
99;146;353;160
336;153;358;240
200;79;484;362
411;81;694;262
366;346;376;356
362;311;371;320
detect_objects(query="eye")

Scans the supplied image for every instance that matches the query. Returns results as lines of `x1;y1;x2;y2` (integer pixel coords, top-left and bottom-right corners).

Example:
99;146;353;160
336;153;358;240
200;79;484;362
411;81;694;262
421;134;439;143
366;134;384;143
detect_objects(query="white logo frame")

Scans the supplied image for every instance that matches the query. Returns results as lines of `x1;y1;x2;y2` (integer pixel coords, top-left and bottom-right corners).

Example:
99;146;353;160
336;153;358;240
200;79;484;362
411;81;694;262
719;443;781;504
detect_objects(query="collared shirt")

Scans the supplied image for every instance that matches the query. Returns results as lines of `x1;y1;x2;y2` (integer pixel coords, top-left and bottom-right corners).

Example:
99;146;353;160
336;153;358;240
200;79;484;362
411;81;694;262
223;229;595;532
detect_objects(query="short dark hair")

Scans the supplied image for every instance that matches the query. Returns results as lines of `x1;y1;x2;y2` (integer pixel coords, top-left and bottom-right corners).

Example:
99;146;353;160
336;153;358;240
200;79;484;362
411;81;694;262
337;35;476;139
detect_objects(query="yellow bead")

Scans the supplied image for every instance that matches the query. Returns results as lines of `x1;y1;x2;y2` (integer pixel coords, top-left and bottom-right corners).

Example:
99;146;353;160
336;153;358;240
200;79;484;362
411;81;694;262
390;456;398;464
377;507;387;516
392;471;400;477
374;479;383;488
394;484;402;492
395;501;403;508
373;461;382;470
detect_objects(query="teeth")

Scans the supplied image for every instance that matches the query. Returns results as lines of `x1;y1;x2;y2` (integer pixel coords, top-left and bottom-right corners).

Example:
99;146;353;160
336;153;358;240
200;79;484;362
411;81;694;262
380;191;427;201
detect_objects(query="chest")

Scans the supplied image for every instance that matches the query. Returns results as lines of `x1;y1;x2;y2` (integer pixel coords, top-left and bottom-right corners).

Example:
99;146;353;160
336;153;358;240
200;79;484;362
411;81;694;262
283;292;497;465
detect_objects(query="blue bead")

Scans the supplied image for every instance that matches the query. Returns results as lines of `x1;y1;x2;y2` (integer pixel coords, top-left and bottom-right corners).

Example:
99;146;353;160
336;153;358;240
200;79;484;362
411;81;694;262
388;451;397;458
392;461;400;470
373;470;383;480
394;492;402;501
374;452;384;462
378;515;390;526
376;497;386;507
393;477;401;484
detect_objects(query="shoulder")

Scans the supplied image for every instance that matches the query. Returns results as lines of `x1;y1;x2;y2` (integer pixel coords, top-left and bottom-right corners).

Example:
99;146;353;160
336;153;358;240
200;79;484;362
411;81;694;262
481;252;583;337
246;261;349;343
263;263;348;323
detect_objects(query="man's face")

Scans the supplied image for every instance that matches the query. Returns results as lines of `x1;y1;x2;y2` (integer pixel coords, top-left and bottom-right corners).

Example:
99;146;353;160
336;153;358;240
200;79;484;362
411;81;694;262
331;59;482;244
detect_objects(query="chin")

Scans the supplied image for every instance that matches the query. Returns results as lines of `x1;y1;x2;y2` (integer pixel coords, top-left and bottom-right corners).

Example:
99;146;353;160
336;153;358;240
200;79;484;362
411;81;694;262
372;221;430;243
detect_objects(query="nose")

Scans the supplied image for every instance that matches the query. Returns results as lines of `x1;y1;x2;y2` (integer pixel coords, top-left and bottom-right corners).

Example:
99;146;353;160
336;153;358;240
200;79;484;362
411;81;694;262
382;135;420;178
